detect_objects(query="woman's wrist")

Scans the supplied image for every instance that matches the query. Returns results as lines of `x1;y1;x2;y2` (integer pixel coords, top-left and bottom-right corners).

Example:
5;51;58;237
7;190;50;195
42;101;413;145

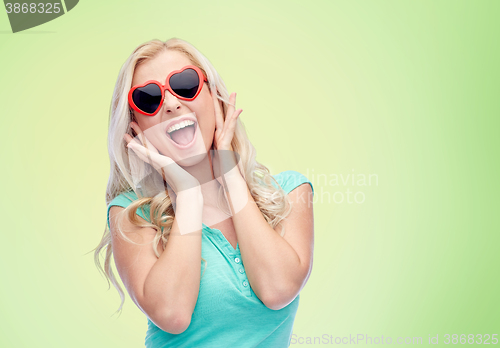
176;186;204;205
214;149;239;179
219;166;249;215
171;189;204;236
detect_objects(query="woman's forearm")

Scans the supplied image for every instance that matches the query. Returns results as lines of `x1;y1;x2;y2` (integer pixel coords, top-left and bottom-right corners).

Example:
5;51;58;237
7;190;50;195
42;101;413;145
142;189;204;326
223;169;305;310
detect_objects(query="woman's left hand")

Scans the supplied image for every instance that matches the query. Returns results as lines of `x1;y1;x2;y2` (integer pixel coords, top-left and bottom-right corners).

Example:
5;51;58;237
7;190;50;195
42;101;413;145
212;87;243;151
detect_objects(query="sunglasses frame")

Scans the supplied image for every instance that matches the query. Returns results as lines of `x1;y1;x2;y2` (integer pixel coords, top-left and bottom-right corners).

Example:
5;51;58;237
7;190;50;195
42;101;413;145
128;64;208;116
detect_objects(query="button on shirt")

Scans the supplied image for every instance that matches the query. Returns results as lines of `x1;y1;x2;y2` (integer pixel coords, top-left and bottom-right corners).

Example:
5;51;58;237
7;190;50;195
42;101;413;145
107;170;314;347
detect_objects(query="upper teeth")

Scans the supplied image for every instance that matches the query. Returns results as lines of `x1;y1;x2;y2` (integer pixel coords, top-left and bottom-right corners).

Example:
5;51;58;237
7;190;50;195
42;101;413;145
167;120;195;134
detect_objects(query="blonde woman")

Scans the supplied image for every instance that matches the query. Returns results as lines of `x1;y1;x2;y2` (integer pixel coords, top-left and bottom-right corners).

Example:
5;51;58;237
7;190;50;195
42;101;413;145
94;38;315;347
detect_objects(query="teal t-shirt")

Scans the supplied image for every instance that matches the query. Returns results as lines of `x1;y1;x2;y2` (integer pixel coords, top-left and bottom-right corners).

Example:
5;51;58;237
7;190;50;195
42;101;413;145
107;170;314;347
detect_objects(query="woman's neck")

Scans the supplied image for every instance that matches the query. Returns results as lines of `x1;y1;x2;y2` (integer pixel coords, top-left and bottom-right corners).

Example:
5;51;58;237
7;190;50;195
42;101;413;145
177;149;223;202
180;149;215;184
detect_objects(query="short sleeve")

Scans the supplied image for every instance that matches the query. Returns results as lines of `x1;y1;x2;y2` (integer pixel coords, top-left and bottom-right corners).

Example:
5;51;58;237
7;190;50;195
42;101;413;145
106;190;150;229
272;170;314;196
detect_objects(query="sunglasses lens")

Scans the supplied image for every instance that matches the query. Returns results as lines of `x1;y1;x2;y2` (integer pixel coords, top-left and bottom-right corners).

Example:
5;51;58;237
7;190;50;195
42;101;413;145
132;83;162;114
169;68;201;99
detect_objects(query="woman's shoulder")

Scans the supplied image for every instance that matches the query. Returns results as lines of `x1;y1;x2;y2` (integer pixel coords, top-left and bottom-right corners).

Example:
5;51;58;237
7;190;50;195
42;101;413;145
272;170;314;196
108;189;139;209
107;189;149;229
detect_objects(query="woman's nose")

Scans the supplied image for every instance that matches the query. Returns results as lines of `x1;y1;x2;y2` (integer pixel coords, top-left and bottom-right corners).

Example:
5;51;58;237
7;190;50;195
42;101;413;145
162;90;182;113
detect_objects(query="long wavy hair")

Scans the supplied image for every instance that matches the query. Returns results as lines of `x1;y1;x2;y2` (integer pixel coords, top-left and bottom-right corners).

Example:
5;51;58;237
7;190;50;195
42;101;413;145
93;38;292;316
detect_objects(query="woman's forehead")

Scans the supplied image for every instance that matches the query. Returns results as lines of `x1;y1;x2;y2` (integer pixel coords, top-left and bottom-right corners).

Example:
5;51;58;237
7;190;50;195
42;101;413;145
132;50;191;85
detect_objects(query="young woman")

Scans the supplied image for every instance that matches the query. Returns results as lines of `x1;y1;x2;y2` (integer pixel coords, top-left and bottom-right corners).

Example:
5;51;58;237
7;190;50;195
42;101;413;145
94;37;315;347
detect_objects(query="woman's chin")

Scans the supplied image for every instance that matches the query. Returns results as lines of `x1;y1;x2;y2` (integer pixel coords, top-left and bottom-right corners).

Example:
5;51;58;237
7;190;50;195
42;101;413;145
175;151;209;167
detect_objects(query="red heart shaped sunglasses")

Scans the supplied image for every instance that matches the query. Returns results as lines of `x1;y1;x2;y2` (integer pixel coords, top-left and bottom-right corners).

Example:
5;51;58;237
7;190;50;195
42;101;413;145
128;65;208;116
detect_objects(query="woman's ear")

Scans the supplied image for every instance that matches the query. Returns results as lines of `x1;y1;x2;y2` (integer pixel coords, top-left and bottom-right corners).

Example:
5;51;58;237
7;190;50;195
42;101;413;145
209;82;216;95
128;110;138;137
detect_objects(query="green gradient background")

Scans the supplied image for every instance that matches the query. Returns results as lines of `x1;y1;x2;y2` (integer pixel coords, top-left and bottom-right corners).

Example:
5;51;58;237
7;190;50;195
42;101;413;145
1;1;498;347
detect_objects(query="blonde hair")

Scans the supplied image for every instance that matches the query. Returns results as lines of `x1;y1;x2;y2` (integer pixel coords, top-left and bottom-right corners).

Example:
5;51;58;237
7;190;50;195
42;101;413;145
92;38;292;316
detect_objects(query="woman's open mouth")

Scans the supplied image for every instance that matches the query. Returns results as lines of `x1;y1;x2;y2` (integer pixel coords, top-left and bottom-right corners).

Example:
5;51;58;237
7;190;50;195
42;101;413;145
166;119;198;149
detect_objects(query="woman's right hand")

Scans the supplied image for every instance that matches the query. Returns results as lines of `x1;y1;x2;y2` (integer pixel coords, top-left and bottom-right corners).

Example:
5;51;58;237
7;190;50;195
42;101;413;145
124;122;201;196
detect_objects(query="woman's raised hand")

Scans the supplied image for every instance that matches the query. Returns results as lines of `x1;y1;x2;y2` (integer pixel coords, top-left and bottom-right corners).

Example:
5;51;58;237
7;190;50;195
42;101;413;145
212;88;243;152
124;122;201;196
211;88;244;179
